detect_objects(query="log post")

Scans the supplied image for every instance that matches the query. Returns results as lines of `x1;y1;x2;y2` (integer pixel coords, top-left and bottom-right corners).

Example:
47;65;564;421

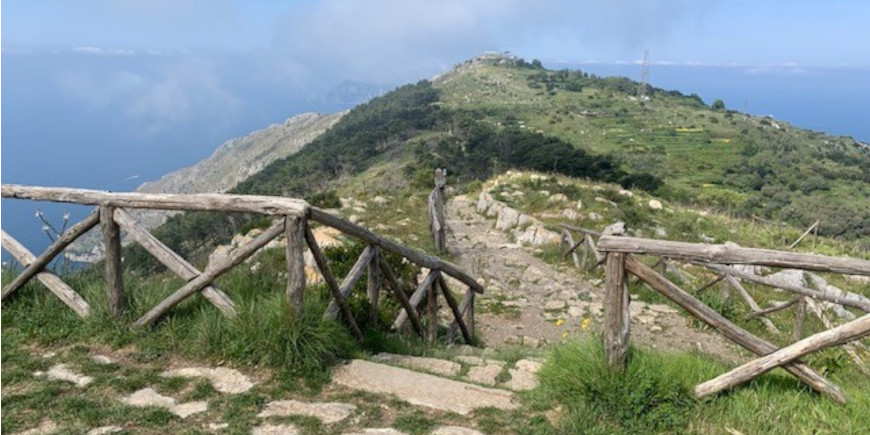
604;252;630;370
285;216;306;314
437;274;472;344
101;206;125;317
695;313;870;400
428;169;447;254
793;296;807;341
367;247;381;326
562;229;581;269
624;255;845;403
427;271;439;342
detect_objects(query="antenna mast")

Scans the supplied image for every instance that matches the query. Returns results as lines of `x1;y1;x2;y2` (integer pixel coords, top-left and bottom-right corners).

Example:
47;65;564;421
637;50;650;99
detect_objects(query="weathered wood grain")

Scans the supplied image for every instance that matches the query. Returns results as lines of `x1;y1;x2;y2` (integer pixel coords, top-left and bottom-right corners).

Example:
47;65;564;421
304;224;363;340
2;210;99;300
599;236;870;276
285;216;306;314
309;208;483;294
135;220;284;327
624;255;845;403
113;208;237;317
604;252;630;370
2;184;308;216
101;206;125;317
695;314;870;400
1;231;91;318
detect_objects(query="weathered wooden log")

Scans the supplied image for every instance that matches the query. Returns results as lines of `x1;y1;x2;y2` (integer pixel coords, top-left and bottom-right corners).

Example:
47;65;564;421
1;231;91;317
428;179;446;254
562;229;581;269
285;216;306;314
135;220;284;327
113;208;236;317
303;224;363;340
804;298;869;374
695;275;725;293
1;184;309;216
101;206;125;317
700;263;870;312
624;255;846;403
324;245;376;318
309;208;483;294
367;247;381;325
2;210;100;301
559;224;602;237
377;255;424;338
746;297;799;319
726;275;780;334
599;236;870;276
587;234;604;264
695;313;870;400
437;273;472;344
428;270;438;342
447;287;475;342
793;296;807;341
788;220;819;250
394;270;438;331
604;252;630;370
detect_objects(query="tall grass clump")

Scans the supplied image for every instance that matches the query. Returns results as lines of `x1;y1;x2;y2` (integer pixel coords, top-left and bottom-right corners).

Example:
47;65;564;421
537;338;715;434
195;291;357;385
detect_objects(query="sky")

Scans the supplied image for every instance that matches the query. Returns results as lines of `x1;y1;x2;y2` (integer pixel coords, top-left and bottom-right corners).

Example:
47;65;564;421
2;0;870;255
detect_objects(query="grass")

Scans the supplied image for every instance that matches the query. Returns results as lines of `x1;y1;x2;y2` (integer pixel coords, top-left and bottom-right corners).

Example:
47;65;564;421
534;338;870;434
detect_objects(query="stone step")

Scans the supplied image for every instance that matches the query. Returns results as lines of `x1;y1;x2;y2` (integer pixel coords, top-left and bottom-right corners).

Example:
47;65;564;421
332;360;518;415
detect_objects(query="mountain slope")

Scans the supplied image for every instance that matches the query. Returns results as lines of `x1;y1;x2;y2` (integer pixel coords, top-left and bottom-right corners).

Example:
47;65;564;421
140;54;870;266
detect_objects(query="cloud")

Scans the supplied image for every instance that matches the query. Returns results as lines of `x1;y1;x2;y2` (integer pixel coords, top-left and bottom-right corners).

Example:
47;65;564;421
56;57;241;133
269;0;714;83
73;46;135;56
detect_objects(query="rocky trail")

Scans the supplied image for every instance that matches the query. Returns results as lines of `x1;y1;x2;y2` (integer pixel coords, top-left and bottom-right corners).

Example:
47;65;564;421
444;192;739;359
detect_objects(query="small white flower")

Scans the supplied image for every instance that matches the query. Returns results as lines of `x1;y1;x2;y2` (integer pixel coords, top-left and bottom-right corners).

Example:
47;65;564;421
42;225;51;232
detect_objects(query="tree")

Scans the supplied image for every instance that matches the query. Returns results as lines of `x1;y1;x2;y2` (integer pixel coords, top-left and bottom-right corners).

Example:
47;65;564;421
531;59;543;69
711;99;726;110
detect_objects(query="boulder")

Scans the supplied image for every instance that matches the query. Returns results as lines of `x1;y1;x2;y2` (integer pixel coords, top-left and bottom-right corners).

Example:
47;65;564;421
648;199;663;210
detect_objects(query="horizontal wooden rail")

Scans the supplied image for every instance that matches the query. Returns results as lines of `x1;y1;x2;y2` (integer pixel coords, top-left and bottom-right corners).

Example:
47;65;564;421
309;208;484;294
2;185;309;216
598;236;870;276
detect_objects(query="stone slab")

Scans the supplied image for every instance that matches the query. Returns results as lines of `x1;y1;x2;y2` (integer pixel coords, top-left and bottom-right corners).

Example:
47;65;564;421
332;360;517;415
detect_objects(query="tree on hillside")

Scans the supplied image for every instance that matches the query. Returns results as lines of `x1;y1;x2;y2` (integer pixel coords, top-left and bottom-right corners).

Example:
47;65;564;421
711;99;726;110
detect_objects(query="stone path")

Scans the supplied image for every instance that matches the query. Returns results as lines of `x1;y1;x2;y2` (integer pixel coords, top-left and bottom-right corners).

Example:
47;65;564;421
161;366;255;394
445;187;739;358
332;360;518;415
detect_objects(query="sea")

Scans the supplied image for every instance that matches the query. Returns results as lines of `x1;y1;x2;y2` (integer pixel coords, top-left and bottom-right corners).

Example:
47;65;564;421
2;54;868;264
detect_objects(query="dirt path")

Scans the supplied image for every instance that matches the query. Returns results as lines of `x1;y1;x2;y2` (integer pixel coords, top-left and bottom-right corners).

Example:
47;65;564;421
445;194;741;360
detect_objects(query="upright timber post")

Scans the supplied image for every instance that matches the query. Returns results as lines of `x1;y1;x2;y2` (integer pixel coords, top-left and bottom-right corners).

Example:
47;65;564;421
367;247;381;326
285;216;306;314
604;252;630;370
429;168;447;254
101;205;125;317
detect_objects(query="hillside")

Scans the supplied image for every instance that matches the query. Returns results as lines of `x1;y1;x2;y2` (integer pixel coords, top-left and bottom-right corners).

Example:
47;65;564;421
137;53;869;267
68;111;345;261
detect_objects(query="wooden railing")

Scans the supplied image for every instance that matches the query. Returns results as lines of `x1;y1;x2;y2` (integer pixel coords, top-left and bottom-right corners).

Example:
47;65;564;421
1;185;481;344
596;235;870;404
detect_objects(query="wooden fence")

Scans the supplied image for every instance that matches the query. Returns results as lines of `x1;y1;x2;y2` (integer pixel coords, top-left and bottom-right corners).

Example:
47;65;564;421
1;184;481;344
595;234;870;403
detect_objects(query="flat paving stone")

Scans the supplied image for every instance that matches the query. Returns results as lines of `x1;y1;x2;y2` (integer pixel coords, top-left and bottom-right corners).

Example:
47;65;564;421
251;423;299;435
431;427;486;435
465;364;502;386
161;367;254;394
36;364;93;387
120;388;208;418
372;353;462;377
86;426;122;435
332;360;517;415
258;400;356;424
343;429;407;435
